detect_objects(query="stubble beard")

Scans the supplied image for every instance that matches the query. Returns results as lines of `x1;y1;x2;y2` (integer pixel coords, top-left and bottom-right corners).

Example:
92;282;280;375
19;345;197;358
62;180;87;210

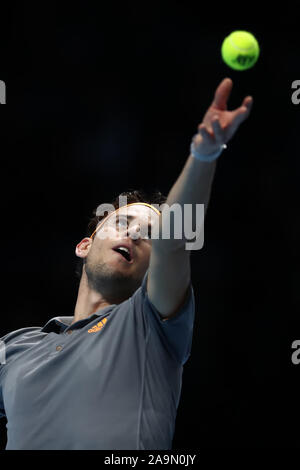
84;255;141;304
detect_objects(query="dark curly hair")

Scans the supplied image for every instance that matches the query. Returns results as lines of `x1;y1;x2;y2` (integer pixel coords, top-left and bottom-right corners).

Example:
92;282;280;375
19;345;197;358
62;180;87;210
75;188;167;280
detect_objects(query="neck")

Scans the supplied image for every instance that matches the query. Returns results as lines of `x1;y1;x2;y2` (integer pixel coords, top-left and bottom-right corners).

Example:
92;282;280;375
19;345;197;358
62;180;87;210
73;271;111;325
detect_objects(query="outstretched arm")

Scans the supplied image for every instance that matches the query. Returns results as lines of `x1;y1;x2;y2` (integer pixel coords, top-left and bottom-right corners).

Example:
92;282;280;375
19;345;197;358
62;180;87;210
163;77;253;243
147;78;253;319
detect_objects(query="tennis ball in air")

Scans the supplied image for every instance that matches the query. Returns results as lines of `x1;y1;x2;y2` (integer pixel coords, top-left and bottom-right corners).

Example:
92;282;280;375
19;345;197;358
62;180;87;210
221;30;260;70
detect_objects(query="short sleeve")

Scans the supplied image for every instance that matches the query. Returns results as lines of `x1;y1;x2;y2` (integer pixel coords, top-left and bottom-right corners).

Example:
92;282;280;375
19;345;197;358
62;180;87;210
131;269;195;365
0;402;5;419
0;339;6;419
0;326;42;421
0;368;4;418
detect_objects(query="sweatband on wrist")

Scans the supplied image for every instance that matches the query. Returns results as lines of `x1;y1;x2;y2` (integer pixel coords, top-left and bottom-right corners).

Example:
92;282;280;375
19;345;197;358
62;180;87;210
190;141;227;162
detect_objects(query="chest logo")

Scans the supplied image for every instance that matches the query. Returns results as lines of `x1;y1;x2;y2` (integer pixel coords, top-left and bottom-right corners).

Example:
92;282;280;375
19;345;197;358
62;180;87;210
88;317;108;333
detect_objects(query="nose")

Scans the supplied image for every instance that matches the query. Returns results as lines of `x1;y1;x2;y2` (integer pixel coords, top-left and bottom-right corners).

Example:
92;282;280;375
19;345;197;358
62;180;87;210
126;223;142;241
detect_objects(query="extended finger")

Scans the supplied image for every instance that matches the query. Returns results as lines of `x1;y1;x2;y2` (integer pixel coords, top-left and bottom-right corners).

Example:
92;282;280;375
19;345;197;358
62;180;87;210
211;77;233;110
241;95;253;113
230;106;250;134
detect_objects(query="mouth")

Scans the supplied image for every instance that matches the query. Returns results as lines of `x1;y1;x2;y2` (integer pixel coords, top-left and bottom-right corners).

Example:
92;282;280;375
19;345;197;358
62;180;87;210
112;245;133;263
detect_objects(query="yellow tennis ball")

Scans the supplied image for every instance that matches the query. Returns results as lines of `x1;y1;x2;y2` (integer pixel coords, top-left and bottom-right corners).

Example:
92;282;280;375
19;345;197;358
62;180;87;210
221;30;260;71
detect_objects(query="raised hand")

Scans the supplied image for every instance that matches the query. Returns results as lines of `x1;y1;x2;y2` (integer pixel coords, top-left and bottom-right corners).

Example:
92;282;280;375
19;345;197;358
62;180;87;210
192;78;253;157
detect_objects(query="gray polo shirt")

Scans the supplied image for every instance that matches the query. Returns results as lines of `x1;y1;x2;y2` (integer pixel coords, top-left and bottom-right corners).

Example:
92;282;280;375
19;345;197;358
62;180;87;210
0;269;195;450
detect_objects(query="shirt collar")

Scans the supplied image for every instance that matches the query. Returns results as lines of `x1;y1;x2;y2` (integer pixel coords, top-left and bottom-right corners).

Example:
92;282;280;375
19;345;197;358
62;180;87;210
41;305;116;333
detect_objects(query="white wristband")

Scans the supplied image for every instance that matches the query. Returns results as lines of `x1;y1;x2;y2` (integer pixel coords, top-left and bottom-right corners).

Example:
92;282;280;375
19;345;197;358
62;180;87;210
190;141;227;162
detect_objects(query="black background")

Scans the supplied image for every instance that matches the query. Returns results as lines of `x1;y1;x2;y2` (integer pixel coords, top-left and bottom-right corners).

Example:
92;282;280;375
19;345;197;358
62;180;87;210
0;2;299;450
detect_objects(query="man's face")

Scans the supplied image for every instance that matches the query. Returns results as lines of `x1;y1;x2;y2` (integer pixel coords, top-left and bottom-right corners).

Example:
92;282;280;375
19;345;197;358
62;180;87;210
80;204;159;302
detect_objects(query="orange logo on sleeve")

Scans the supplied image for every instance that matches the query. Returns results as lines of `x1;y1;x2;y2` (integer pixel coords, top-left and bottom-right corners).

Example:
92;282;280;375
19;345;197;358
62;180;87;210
88;317;108;333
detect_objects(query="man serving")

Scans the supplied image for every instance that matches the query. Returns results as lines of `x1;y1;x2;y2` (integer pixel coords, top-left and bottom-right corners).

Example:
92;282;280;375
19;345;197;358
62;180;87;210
0;78;252;449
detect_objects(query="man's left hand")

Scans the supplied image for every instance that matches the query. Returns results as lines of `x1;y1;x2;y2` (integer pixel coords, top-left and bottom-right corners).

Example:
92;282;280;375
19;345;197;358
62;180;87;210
192;77;253;157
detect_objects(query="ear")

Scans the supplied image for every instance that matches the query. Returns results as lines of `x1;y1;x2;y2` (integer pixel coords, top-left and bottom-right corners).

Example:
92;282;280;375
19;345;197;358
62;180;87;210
75;237;93;259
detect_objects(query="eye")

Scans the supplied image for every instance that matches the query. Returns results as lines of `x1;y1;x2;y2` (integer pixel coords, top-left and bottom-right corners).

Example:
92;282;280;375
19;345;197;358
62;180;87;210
116;216;128;230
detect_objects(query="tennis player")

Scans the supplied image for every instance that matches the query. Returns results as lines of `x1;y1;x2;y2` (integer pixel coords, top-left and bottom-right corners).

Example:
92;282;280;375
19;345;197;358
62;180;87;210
0;78;252;449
